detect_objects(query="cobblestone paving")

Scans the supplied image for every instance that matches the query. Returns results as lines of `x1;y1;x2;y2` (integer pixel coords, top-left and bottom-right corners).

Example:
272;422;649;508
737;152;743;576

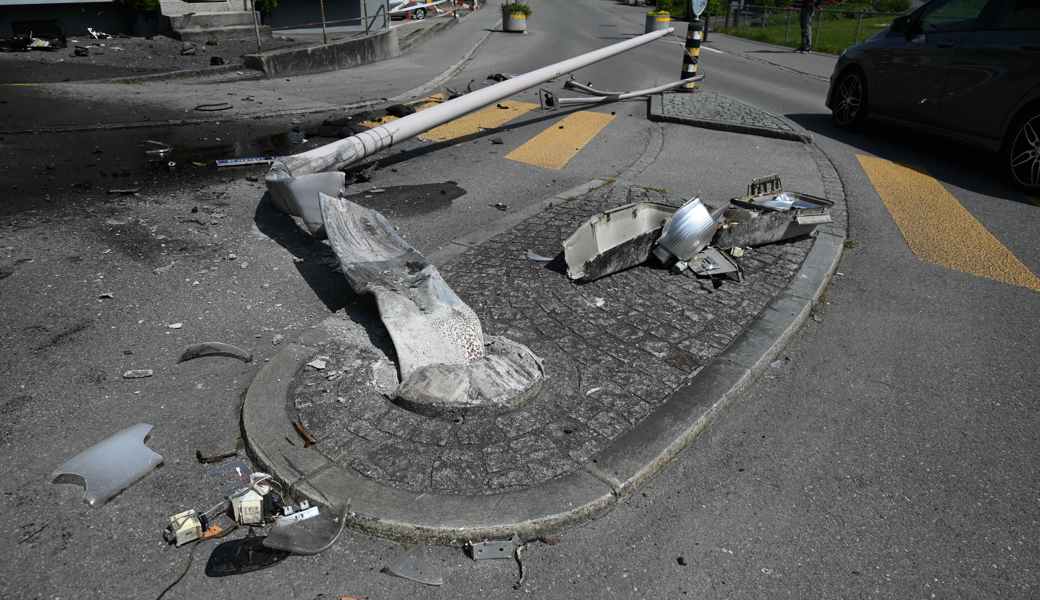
653;91;801;137
293;183;812;495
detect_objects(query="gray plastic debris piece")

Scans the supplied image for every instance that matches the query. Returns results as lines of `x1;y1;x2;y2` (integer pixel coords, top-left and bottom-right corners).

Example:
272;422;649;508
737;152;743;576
384;545;444;586
51;423;164;506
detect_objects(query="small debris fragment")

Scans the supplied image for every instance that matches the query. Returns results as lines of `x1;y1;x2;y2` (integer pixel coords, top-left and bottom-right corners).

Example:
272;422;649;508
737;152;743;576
293;420;316;447
677;556;687;566
180;42;197;56
592;297;605;308
153;262;176;275
383;545;443;586
537;535;561;545
210;56;226;66
98;292;114;299
73;45;89;57
196;448;238;464
730;246;745;258
491;202;508;211
525;250;554;262
272;334;284;346
226;253;237;261
194;102;233;112
178;342;253;364
168;322;183;329
490;137;504;145
123;369;154;379
107;188;140;195
306;357;327;370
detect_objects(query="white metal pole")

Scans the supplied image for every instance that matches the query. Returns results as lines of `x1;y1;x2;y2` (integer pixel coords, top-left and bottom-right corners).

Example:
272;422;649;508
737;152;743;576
270;27;675;179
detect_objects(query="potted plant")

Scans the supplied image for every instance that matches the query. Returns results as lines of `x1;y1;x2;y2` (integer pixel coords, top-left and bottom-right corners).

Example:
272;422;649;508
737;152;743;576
123;0;162;36
644;9;671;33
501;2;531;33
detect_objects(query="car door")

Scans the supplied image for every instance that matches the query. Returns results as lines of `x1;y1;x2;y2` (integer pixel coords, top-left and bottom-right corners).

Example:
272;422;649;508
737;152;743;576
869;0;992;125
937;0;1040;144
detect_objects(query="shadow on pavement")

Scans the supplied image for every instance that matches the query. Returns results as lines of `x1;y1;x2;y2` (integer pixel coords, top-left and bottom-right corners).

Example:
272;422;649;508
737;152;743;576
787;113;1038;207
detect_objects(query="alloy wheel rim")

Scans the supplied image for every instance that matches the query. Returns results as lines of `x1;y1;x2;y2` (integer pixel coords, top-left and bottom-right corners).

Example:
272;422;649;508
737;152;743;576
835;73;862;125
1009;115;1040;187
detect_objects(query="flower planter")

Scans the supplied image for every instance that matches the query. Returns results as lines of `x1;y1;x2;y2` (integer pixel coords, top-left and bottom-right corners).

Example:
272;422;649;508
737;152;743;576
644;12;671;33
503;8;528;32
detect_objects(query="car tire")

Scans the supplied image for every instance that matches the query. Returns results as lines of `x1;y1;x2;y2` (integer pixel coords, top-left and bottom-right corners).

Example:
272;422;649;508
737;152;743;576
412;7;426;19
831;69;868;128
1005;106;1040;193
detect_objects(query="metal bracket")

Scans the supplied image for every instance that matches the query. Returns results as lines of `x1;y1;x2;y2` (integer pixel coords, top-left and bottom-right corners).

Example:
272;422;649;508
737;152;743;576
467;534;521;560
538;88;557;111
745;174;783;198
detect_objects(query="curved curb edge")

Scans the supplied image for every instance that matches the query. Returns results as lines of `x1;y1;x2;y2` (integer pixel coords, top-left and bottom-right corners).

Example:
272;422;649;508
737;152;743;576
243;147;847;543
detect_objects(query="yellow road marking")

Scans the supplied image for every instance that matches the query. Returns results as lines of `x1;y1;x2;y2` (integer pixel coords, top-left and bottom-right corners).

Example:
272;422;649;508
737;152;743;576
419;100;538;142
506;111;615;170
360;94;446;129
858;154;1040;291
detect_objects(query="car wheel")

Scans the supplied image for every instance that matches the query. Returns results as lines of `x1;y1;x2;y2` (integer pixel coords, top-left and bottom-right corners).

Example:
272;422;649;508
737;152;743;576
832;69;867;128
412;7;426;19
1006;107;1040;192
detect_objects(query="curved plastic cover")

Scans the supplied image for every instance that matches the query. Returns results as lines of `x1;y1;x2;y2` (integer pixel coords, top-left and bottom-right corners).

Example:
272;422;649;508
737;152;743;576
51;423;164;506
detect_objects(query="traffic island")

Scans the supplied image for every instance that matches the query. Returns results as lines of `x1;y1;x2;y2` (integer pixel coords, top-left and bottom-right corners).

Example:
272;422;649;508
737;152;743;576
243;163;847;542
649;91;812;142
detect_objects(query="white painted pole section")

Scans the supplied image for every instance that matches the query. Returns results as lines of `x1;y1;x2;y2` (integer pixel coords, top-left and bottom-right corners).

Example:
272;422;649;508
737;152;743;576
555;75;704;105
269;27;674;180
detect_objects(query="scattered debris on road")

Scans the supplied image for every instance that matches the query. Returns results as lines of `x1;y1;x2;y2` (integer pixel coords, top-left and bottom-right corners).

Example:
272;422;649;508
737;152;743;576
122;369;154;378
196;447;238;464
306;356;327;370
491;202;508;211
292;419;317;447
562;175;832;284
51;423;164;506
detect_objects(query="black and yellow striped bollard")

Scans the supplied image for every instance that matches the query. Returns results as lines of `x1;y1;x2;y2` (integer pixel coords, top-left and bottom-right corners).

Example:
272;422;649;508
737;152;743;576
679;17;703;91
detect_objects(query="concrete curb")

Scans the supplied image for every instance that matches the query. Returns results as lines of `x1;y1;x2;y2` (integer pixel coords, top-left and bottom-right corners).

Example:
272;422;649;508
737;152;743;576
647;93;812;143
242;146;847;544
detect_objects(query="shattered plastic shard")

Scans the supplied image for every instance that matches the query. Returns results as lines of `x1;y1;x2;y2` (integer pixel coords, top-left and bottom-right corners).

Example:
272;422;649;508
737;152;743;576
51;423;164;506
384;545;444;586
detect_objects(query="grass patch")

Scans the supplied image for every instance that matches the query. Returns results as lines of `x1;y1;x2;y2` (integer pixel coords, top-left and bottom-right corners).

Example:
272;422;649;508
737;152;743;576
720;10;896;55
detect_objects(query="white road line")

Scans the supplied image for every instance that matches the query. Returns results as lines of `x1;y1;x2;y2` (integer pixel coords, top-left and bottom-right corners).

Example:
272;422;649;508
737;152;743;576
701;46;724;54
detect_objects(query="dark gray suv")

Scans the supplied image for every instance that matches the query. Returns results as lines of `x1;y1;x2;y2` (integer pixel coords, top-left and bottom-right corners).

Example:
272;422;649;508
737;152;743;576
826;0;1040;191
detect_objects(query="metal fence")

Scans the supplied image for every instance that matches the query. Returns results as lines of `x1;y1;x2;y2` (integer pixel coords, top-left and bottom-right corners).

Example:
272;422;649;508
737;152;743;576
722;3;908;51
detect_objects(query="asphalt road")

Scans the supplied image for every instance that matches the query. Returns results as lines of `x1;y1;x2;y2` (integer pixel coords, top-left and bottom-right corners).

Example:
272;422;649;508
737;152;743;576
1;0;1038;597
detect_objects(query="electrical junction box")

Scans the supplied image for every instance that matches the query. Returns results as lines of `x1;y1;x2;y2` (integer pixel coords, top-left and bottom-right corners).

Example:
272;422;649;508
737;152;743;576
166;509;202;547
231;488;264;525
275;502;320;526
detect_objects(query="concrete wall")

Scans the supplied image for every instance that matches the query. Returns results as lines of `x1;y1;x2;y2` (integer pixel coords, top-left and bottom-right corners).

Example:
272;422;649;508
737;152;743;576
243;25;397;76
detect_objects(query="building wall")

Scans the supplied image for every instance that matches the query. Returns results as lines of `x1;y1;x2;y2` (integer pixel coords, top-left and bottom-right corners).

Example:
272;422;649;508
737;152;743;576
0;2;133;37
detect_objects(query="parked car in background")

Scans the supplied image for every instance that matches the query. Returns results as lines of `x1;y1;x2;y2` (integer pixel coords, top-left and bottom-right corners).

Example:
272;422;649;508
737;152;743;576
389;0;435;20
826;0;1040;191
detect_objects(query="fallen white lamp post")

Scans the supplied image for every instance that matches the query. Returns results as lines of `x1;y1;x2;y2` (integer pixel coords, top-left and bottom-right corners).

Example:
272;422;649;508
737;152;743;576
265;27;676;235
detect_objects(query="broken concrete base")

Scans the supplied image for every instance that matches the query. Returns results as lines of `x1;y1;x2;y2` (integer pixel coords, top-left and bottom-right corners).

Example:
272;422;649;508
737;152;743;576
395;336;544;419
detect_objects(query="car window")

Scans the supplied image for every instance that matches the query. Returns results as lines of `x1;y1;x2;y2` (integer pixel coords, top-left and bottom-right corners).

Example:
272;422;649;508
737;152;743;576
921;0;991;31
990;0;1040;28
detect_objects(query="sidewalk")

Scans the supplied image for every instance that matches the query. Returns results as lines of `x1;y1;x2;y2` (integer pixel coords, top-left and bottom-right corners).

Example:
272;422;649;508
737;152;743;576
705;33;838;81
